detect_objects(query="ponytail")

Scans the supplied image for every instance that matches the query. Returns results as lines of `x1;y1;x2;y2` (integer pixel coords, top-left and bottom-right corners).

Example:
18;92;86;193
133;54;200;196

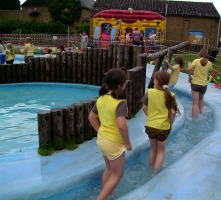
200;58;208;66
164;88;180;115
99;84;108;96
112;87;126;99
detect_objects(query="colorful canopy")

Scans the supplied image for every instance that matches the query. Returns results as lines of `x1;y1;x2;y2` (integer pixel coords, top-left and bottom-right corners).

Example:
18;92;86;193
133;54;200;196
94;9;165;24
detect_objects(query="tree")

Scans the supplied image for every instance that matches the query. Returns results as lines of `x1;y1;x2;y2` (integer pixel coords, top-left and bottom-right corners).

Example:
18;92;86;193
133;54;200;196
47;0;82;25
0;0;20;10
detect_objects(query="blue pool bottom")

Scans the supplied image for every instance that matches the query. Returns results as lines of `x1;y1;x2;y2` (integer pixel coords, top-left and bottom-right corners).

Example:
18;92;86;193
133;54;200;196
0;64;221;200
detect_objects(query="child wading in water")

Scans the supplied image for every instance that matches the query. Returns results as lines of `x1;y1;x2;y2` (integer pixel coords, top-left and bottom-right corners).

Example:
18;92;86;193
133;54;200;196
88;68;132;200
164;56;185;89
141;70;180;176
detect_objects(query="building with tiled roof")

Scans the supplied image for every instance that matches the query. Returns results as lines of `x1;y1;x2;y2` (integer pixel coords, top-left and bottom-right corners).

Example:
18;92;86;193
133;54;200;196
91;0;221;46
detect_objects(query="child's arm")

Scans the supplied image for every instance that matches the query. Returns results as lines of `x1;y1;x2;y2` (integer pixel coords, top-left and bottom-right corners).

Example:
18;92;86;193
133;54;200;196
188;64;194;83
169;108;176;130
165;59;174;70
88;111;100;132
142;104;148;116
117;116;132;151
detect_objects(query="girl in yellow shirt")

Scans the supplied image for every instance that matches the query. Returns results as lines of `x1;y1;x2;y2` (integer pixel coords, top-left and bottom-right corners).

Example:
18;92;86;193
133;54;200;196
188;49;212;118
141;70;180;176
165;56;185;89
24;37;34;63
5;43;15;64
89;68;132;200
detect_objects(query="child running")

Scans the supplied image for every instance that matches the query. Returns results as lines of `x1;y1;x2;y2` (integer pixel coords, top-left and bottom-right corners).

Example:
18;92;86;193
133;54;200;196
141;70;180;176
5;43;15;64
88;68;132;200
164;56;185;89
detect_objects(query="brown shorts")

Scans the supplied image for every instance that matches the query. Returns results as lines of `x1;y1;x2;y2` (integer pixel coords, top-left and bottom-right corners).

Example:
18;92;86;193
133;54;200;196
145;126;170;142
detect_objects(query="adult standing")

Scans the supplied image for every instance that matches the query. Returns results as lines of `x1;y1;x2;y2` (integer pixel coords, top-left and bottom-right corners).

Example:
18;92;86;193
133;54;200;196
188;49;213;118
132;28;141;45
24;37;34;63
0;40;6;64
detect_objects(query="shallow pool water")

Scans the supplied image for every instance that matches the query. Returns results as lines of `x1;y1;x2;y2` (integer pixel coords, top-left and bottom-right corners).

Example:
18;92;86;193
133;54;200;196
13;54;55;64
0;83;99;154
44;90;214;200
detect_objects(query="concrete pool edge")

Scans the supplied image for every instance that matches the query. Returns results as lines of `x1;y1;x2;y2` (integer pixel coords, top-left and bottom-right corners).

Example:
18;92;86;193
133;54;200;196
118;65;221;200
0;66;185;199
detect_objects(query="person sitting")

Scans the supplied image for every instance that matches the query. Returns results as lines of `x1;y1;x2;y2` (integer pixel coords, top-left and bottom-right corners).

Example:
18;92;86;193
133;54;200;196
45;49;53;58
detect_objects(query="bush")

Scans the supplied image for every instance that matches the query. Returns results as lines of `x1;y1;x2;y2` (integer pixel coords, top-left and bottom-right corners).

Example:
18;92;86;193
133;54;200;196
0;20;69;34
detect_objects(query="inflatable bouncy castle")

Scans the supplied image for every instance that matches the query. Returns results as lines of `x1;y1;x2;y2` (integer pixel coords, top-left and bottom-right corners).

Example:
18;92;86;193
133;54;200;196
93;9;165;48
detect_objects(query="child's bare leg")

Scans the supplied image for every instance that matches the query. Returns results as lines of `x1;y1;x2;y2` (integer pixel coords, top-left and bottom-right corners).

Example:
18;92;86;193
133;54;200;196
97;152;125;200
199;93;204;114
102;156;111;188
148;138;157;164
191;90;199;118
152;139;167;176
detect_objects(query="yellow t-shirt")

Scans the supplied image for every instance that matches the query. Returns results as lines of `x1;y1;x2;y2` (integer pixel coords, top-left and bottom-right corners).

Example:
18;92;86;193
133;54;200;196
146;88;174;130
169;64;180;84
191;58;213;86
25;43;34;57
96;95;126;143
6;50;14;61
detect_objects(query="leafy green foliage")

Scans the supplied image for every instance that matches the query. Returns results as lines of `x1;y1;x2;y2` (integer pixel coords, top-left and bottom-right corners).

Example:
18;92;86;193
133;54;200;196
38;147;53;156
78;23;90;34
0;0;20;10
0;19;69;34
65;142;78;150
47;0;82;25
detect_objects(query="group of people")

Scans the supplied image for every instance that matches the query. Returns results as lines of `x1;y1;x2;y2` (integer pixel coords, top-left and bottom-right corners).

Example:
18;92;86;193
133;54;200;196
88;48;212;200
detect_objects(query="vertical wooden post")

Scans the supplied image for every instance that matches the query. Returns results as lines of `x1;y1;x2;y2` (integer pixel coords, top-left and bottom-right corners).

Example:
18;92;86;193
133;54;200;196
11;64;18;83
124;45;133;71
102;49;108;84
82;48;88;84
45;58;51;82
107;43;113;70
34;58;40;82
131;45;138;68
29;58;35;82
0;65;6;83
40;58;46;82
63;106;75;144
117;44;125;70
50;57;56;82
97;49;103;86
18;64;23;82
72;103;84;144
125;80;132;118
112;43;118;68
61;52;67;82
6;64;12;83
23;63;29;82
56;52;62;82
80;100;93;140
37;110;52;149
92;48;98;85
67;52;72;83
87;48;93;84
51;108;64;150
78;52;83;83
72;52;78;83
88;97;98;137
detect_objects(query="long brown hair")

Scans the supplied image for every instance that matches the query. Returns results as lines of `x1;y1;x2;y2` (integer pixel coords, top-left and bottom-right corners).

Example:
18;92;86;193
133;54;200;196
198;49;209;66
154;70;180;115
174;56;184;68
99;68;127;100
